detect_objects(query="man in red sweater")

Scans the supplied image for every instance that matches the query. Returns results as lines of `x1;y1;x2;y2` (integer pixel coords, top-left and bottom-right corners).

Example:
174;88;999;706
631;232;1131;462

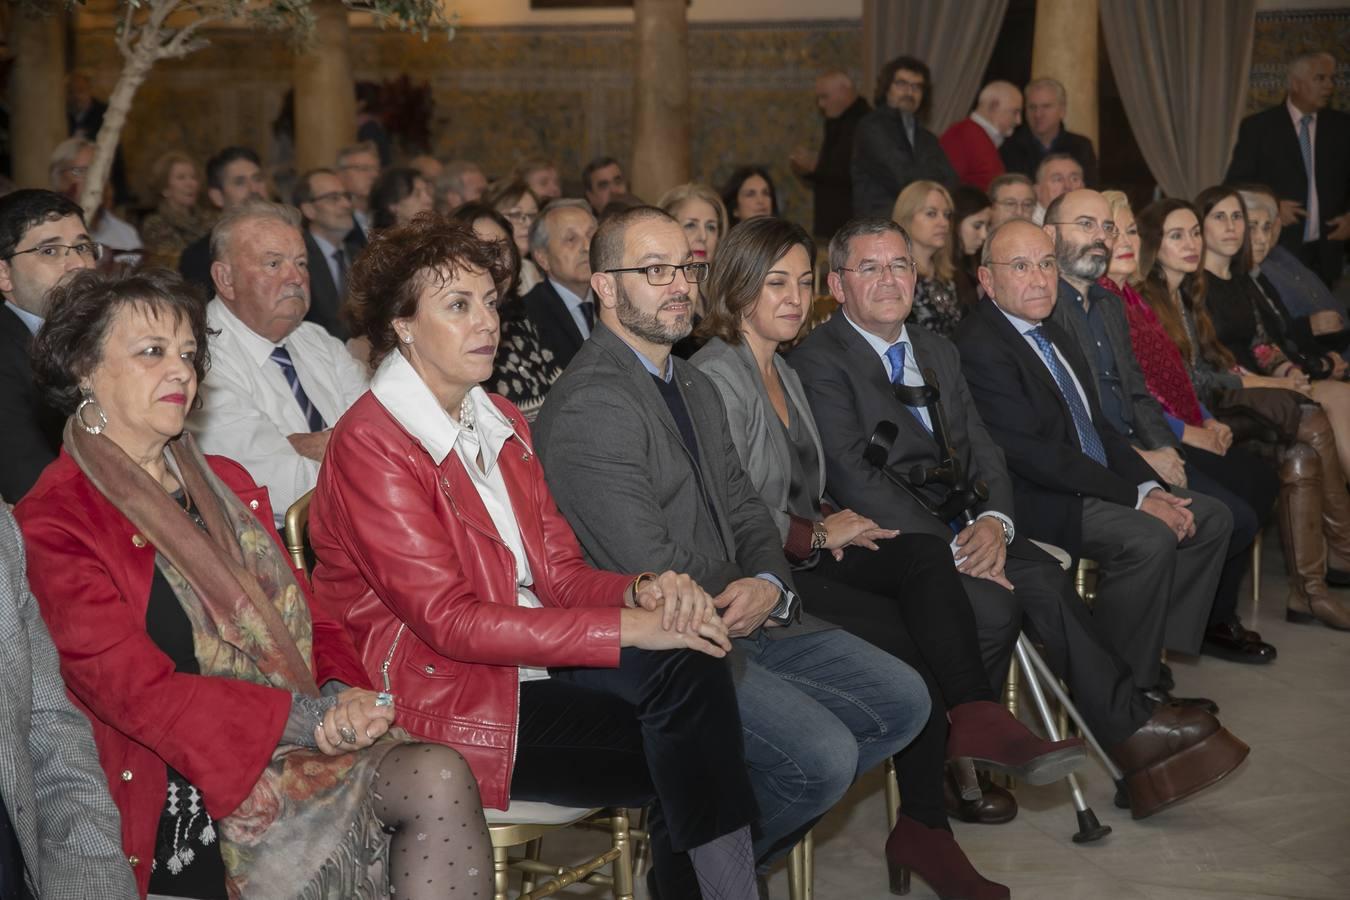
940;81;1022;192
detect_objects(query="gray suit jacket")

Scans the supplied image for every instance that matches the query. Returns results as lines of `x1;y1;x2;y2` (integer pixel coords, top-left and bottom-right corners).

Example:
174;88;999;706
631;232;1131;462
1049;279;1178;450
690;337;826;542
535;325;829;636
789;311;1019;543
0;507;137;899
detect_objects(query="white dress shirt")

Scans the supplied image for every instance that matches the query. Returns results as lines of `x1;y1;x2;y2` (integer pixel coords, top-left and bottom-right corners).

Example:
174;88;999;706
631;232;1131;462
310;230;345;293
189;299;369;523
840;311;1015;545
370;352;548;682
1288;98;1319;241
993;306;1160;507
970;112;1006;148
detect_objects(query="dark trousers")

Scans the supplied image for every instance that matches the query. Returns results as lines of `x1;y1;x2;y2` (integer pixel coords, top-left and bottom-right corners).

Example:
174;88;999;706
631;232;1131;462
794;532;992;829
1183;444;1278;628
1296;237;1346;289
510;647;756;897
964;551;1153;748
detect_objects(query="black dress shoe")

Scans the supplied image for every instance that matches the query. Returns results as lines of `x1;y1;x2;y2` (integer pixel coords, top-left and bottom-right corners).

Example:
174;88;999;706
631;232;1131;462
1326;566;1350;587
943;768;1018;824
1143;687;1219;715
1201;622;1277;665
1157;662;1175;692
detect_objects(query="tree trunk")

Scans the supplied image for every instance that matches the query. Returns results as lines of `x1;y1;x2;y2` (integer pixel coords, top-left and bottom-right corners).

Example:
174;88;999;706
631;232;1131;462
293;2;356;173
9;8;67;192
631;0;690;201
79;44;155;222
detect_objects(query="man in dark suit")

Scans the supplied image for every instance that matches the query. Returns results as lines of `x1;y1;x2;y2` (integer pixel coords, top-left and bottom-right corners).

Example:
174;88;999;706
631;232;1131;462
999;78;1099;188
178;146;268;295
0;191;98;503
522;199;598;371
1226;51;1350;287
1046;189;1276;664
790;71;871;240
956;219;1232;699
294;168;363;340
535;206;930;867
791;216;1248;819
851;56;957;217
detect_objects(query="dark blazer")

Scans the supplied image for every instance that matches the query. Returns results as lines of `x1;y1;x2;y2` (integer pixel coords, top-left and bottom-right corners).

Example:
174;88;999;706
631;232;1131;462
788;311;1018;545
522;279;587;372
0;305;62;503
954;298;1161;559
999;125;1100;187
808;96;871;238
851;106;957;217
1226;102;1350;255
534;324;827;640
302;230;351;341
1048;279;1179;450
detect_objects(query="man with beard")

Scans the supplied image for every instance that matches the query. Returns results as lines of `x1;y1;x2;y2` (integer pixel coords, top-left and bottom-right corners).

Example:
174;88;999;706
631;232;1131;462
188;199;369;524
954;219;1233;698
1045;190;1276;666
533;206;933;888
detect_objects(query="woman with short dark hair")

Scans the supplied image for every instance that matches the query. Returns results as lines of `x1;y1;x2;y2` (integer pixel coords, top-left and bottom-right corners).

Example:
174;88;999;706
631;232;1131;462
16;266;491;899
369;166;433;231
311;215;761;898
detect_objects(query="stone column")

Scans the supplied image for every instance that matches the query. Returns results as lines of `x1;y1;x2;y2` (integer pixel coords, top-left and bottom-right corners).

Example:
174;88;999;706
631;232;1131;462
1031;0;1099;148
293;3;356;173
631;0;690;201
9;9;68;190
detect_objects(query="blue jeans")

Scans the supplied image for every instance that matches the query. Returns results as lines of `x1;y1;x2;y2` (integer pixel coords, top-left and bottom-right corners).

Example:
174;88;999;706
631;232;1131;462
732;627;930;863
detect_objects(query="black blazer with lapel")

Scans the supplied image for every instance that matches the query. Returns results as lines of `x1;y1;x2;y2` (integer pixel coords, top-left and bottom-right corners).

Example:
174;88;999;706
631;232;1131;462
788;311;1019;546
1226;103;1350;252
522;279;586;372
303;231;350;341
954;298;1161;558
177;233;214;298
0;305;62;502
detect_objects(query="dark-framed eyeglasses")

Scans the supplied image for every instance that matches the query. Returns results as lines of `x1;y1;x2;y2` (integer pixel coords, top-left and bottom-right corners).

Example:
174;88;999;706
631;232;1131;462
312;190;353;204
605;262;709;286
6;242;104;263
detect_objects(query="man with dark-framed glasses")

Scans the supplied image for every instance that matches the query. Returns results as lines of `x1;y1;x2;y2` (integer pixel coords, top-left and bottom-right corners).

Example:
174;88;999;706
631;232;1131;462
0;190;100;502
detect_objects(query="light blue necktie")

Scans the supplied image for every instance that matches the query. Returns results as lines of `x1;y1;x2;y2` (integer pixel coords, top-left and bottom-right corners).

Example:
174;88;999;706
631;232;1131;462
885;342;932;434
1026;327;1108;466
1298;114;1316;242
270;345;327;433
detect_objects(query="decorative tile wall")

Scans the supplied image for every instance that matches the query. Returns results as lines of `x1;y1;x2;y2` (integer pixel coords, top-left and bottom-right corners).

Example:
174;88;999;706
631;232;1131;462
1247;8;1350;111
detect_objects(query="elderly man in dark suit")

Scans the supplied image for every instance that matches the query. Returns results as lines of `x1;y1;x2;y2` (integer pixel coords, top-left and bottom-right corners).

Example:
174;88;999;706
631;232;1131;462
791;216;1248;819
1226;51;1350;287
0;190;98;503
522;199;599;372
851;56;956;217
957;218;1233;699
295;167;364;341
534;207;930;876
0;505;138;899
1046;189;1277;665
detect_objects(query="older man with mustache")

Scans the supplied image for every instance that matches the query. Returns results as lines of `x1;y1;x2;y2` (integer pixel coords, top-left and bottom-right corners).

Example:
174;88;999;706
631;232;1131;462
189;199;369;523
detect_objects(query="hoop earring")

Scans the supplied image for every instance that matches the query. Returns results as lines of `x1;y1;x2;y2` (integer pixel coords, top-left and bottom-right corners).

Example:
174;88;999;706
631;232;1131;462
76;392;108;435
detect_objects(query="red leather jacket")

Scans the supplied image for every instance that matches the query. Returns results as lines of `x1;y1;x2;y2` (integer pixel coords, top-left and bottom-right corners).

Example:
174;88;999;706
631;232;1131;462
15;451;370;897
309;391;631;811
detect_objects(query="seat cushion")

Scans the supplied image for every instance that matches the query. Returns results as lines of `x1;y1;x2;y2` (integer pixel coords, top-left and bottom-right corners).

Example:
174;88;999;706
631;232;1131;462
485;801;597;826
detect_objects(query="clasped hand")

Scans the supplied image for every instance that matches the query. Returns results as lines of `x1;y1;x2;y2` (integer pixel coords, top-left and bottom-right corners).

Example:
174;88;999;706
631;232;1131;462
315;688;397;756
1140;489;1196;543
954;517;1013;590
821;509;899;561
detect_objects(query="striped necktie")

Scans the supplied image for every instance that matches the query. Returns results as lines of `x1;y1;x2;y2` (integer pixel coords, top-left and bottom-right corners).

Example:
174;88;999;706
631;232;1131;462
270;345;327;433
1027;327;1107;466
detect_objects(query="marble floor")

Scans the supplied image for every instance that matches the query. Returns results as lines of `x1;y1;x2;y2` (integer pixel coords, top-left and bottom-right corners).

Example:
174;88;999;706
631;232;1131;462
525;531;1350;899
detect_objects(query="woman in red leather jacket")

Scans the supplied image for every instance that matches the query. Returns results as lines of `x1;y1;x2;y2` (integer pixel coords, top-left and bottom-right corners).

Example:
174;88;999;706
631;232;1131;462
309;216;760;898
16;266;490;899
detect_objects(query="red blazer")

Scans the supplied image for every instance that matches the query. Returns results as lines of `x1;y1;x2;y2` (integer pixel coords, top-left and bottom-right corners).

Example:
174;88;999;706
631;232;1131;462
309;391;631;811
15;450;370;896
940;117;1005;191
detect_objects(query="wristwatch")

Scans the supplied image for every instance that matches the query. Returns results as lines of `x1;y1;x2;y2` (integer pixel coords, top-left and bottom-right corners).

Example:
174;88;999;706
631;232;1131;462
994;516;1013;545
810;521;829;551
768;587;801;626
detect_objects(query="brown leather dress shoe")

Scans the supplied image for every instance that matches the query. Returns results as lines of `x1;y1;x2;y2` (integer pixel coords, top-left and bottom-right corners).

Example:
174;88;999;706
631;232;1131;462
943;767;1018;824
1110;703;1249;819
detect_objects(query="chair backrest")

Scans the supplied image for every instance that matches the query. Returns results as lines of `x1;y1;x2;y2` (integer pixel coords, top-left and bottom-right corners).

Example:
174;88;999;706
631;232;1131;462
283;488;315;572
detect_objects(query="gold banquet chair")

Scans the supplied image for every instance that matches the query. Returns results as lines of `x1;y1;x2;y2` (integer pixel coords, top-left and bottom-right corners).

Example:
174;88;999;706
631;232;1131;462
282;491;637;900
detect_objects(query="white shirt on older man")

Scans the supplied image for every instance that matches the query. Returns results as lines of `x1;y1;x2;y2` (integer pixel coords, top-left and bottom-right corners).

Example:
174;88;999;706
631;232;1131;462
188;298;369;523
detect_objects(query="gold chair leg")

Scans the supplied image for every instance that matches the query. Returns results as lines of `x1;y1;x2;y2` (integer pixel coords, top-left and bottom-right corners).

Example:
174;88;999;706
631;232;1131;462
884;757;900;832
493;843;512;900
610;808;635;900
787;834;807;900
631;806;651;881
802;830;814;900
1251;530;1263;616
520;838;542;893
1002;656;1020;790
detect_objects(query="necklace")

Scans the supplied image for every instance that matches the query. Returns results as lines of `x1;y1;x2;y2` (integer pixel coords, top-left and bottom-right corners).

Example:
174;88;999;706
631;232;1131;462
458;394;475;431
